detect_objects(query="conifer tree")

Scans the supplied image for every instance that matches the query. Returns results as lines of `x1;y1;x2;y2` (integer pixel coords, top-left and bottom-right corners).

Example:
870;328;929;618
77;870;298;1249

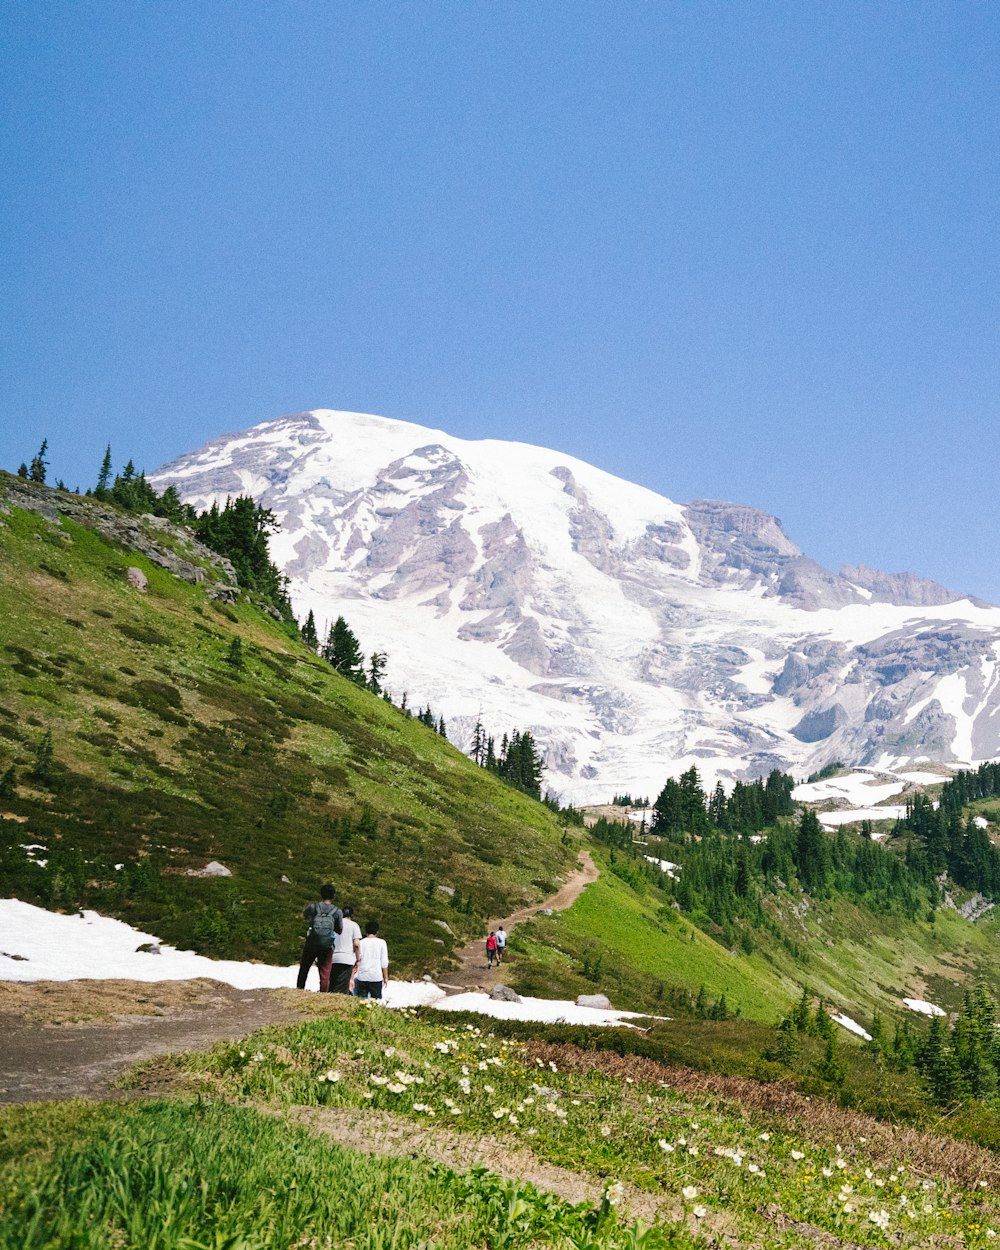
300;610;319;651
225;637;245;671
367;651;387;694
0;765;15;798
28;438;48;484
321;617;365;683
17;463;28;478
95;444;113;497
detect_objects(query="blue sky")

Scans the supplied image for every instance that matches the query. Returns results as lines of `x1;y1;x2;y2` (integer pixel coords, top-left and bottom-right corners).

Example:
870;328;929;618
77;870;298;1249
3;2;999;598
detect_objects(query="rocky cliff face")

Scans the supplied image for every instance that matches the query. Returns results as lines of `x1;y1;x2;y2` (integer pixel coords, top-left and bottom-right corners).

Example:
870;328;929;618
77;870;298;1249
152;410;1000;802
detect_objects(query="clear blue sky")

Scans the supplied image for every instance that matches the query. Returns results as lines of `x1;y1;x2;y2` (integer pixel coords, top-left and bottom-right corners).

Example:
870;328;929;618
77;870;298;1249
3;3;999;598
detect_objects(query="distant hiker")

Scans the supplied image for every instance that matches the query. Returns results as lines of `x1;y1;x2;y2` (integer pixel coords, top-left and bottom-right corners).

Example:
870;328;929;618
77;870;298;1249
296;883;343;992
486;931;498;969
329;905;361;994
494;925;508;964
354;919;389;1000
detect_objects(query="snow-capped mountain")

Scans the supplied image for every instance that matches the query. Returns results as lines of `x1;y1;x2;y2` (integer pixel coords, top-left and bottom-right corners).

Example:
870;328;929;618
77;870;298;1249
152;410;1000;803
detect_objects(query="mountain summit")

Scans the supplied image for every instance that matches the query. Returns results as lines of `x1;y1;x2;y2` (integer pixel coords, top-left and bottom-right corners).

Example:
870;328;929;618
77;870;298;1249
153;410;1000;801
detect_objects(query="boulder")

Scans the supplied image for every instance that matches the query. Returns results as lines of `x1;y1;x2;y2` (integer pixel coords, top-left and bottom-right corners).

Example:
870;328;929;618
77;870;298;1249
575;993;612;1010
489;984;522;1003
188;860;232;878
135;942;160;955
432;918;454;935
126;567;148;592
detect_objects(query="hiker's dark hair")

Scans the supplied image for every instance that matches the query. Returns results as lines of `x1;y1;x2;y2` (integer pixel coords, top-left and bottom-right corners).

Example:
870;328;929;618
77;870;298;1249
320;883;336;900
365;919;379;935
343;906;353;917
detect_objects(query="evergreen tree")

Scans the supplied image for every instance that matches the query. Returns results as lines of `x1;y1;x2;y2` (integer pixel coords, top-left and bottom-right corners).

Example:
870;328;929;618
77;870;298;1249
772;1014;800;1066
795;808;831;893
437;715;447;739
814;1035;846;1087
224;637;245;671
30;731;55;784
0;765;15;798
17;463;27;478
366;651;387;694
28;438;48;484
95;444;113;497
297;609;317;651
322;616;365;683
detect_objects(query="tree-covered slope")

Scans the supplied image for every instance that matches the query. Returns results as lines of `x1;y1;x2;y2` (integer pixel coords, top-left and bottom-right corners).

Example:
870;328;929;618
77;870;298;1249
0;473;576;969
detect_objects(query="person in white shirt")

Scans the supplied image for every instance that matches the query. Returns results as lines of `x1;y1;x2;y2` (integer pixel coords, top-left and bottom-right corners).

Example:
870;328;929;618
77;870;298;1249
354;920;389;1000
494;925;508;964
327;905;362;994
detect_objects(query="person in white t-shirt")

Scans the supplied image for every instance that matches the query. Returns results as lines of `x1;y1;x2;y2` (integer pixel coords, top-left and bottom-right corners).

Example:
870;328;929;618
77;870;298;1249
327;905;362;994
494;925;508;964
354;920;389;1000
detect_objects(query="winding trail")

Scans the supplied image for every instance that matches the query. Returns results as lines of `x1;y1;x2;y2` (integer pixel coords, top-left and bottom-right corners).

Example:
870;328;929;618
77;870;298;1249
439;848;598;994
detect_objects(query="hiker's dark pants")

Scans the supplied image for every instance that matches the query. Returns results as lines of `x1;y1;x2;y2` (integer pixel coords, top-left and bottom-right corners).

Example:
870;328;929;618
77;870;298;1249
327;962;353;994
355;979;383;999
297;941;333;991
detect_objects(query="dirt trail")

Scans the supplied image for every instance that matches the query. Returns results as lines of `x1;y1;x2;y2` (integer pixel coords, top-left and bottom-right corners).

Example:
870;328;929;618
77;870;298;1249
292;1104;667;1225
0;982;315;1105
0;852;600;1104
439;848;598;994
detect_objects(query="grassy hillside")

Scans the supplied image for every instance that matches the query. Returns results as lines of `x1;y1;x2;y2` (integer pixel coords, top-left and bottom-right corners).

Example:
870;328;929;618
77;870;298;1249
0;473;576;969
7;999;1000;1249
506;845;1000;1029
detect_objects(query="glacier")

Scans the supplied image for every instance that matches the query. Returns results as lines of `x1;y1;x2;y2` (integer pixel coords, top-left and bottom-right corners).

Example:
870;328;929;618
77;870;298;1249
152;409;1000;803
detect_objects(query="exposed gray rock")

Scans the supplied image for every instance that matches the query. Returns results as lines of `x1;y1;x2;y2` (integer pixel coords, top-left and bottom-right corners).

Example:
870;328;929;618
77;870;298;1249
432;919;453;935
135;942;161;954
792;703;849;743
126;567;148;592
188;860;232;878
576;993;612;1010
489;984;523;1003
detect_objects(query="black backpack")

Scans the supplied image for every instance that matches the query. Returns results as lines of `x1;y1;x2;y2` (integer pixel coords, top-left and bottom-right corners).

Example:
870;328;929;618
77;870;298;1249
310;901;343;948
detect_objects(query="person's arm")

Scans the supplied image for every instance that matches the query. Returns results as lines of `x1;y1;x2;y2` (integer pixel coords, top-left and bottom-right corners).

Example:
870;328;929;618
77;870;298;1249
303;902;315;922
382;941;389;987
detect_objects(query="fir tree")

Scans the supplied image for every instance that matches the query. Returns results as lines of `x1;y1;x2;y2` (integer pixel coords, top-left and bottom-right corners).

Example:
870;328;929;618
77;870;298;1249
224;637;245;671
28;438;48;484
95;444;113;497
17;463;27;478
322;616;365;683
30;731;55;784
366;652;387;694
0;765;15;798
300;610;319;651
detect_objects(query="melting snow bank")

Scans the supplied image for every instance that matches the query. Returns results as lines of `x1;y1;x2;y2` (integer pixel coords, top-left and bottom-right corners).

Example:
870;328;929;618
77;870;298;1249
0;900;643;1028
831;1011;872;1041
903;997;947;1017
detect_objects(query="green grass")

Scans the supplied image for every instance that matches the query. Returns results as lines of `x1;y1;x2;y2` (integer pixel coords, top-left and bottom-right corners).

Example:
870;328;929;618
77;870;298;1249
0;1097;693;1250
119;1001;1000;1249
0;477;576;969
504;847;1000;1027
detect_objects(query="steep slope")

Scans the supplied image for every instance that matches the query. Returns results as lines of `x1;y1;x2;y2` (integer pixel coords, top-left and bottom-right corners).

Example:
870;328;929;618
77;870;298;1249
0;473;576;967
153;410;1000;802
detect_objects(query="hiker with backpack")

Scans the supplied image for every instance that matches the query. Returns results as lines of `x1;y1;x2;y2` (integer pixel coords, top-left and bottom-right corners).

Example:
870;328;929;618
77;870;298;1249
494;925;508;964
296;883;343;991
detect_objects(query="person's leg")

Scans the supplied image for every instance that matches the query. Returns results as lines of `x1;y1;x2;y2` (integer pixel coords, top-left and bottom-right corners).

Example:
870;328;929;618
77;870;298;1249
356;980;383;1000
329;963;352;994
317;950;333;993
297;942;316;990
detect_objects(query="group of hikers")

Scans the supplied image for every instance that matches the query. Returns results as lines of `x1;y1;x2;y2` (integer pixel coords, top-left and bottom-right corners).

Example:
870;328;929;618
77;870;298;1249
485;926;507;969
297;884;512;993
296;884;390;997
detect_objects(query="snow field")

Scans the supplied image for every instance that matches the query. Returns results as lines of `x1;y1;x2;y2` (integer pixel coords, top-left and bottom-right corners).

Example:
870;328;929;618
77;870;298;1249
0;900;643;1028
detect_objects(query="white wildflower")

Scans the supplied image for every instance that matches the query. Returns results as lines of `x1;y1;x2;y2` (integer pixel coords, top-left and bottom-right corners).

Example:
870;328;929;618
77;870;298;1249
682;1185;699;1201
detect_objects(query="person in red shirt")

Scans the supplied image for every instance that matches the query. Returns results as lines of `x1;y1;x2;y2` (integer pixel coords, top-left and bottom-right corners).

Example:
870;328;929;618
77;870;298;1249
485;931;498;969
